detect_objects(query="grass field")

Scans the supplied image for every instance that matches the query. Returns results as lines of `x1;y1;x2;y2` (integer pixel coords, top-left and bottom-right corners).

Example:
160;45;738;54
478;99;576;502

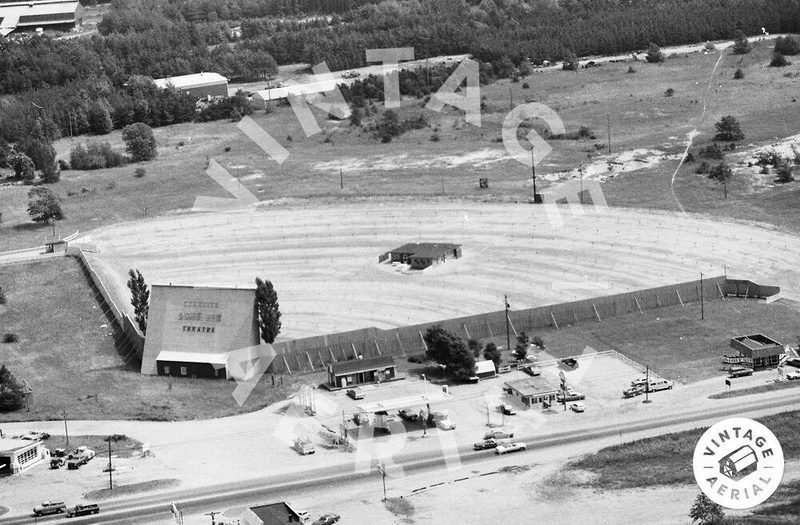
567;410;800;490
2;38;800;253
0;257;306;422
45;434;143;458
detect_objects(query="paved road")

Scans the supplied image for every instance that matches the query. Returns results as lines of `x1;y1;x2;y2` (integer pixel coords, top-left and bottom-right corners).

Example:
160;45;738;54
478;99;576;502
5;389;798;524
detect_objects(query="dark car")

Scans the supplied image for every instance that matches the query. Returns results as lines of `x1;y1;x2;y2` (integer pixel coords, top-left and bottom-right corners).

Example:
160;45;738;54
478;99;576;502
473;439;500;450
556;391;586;402
398;409;419;422
66;504;99;518
622;386;644;398
522;365;541;376
312;513;341;525
561;358;579;369
499;404;517;415
346;389;364;400
729;366;754;378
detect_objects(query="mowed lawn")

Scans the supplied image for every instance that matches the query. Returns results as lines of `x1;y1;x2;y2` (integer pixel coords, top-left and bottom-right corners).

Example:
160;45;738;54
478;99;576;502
0;257;306;422
2;38;800;252
467;298;800;385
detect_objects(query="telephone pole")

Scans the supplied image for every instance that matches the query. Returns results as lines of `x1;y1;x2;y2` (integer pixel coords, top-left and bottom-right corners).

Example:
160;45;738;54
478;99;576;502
530;147;540;203
107;437;113;490
504;295;511;353
643;366;651;403
205;511;221;525
700;273;705;320
62;409;69;451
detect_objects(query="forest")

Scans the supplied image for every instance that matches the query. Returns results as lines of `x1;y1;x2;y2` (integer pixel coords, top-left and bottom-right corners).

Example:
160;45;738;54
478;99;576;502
2;0;800;147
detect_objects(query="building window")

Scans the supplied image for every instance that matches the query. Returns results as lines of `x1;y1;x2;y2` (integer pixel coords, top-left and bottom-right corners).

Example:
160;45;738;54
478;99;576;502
180;366;187;376
163;366;170;374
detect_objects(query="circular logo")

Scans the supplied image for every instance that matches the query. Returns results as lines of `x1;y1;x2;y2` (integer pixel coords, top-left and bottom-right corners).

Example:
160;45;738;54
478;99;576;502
693;417;784;509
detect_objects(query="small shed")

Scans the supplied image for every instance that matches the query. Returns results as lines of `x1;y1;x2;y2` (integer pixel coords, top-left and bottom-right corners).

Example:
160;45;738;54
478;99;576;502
384;243;462;270
473;360;497;379
504;377;558;408
730;334;783;370
327;355;397;389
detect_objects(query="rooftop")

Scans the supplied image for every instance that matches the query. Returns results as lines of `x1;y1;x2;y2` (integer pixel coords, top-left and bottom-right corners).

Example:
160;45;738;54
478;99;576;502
505;376;558;396
330;355;396;376
153;72;228;91
0;437;41;453
0;0;81;35
249;502;302;525
389;242;461;259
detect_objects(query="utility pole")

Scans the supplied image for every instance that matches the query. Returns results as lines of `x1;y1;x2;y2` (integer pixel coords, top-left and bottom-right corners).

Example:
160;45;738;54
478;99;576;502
700;273;705;320
530;147;539;202
643;366;651;403
504;295;511;353
486;402;490;425
62;409;69;451
205;511;221;525
107;437;113;490
378;463;387;501
340;169;343;190
579;164;584;204
607;114;611;153
723;174;728;200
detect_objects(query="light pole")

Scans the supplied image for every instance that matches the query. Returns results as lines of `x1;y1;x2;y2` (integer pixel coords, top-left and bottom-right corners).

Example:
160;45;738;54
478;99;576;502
643;366;652;404
377;462;387;501
700;272;704;320
505;295;511;353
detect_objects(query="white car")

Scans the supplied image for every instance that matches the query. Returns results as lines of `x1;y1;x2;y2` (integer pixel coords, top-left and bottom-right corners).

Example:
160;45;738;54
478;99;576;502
570;402;585;413
495;442;526;455
786;369;800;380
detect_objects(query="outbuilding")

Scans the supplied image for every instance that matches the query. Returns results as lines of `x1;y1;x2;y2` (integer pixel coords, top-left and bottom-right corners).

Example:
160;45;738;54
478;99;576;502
504;377;558;408
729;334;784;370
473;360;497;380
153;72;229;99
0;438;49;476
0;0;84;36
327;355;397;389
222;501;305;525
384;243;462;270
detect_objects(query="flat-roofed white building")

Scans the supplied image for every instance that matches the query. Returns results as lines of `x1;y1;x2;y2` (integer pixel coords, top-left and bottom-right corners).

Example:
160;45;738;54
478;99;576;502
0;0;84;37
153;72;229;99
0;438;49;475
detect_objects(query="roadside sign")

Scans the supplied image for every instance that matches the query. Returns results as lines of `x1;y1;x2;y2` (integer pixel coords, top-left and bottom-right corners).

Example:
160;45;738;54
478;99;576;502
725;379;731;388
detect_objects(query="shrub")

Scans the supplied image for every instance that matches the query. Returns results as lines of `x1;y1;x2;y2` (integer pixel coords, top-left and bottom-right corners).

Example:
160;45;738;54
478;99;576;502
699;143;724;160
696;161;710;174
522;82;530;89
407;353;427;364
646;42;665;63
774;35;800;56
685;152;695;163
2;333;18;343
770;52;790;68
709;162;732;181
122;122;157;162
755;149;781;167
8;151;35;180
57;159;70;171
430;133;440;142
704;41;716;52
70;142;126;170
0;285;5;304
664;88;675;97
134;167;146;178
0;365;25;412
714;116;745;142
734;68;744;80
562;51;579;71
732;30;751;54
627;65;636;74
776;161;795;182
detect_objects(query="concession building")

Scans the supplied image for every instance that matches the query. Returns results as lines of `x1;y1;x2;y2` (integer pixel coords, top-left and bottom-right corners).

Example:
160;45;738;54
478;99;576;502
0;0;84;36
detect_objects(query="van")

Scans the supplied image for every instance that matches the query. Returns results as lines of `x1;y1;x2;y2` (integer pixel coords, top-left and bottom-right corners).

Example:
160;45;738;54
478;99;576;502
647;379;674;392
729;366;754;378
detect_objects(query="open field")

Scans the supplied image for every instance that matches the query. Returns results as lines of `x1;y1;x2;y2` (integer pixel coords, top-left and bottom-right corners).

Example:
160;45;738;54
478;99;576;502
2;38;800;253
0;257;306;422
85;200;800;342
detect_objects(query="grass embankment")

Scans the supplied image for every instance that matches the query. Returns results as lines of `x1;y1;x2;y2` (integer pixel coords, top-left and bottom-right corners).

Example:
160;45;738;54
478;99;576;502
0;257;308;421
567;410;800;490
84;479;181;500
2;39;800;253
710;379;800;399
46;434;144;458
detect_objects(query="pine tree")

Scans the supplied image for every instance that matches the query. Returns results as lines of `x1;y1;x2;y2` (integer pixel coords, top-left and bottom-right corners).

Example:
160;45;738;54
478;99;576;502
0;365;25;412
689;492;725;525
732;29;751;54
127;269;149;334
255;277;281;344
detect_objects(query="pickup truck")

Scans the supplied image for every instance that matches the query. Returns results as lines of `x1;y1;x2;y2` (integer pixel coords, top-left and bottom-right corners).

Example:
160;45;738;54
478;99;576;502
293;437;316;455
556;390;586;402
33;501;67;517
50;457;66;469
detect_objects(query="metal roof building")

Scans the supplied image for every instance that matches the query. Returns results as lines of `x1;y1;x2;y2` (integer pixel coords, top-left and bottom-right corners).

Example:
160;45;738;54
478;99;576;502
0;437;49;475
0;0;84;37
327;355;397;389
153;72;229;99
384;242;462;270
504;377;558;408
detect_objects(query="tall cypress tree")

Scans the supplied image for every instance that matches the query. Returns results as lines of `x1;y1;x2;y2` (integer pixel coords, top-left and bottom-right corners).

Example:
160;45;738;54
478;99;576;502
255;277;281;344
127;269;149;334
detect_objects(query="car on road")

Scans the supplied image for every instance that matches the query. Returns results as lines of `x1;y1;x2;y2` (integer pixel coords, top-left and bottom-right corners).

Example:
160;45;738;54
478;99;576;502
19;431;50;441
473;439;500;450
495;442;526;455
561;358;579;369
729;366;754;378
522;365;541;376
484;428;514;440
622;386;644;398
498;404;517;415
66;504;100;518
786;369;800;380
33;501;67;517
430;411;456;430
398;408;419;422
346;388;364;400
570;402;586;413
312;513;341;525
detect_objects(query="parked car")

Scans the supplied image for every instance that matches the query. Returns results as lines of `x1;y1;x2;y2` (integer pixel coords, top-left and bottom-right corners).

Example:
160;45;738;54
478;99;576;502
67;457;87;470
495;442;526;455
398;408;419;422
570;402;586;413
66;504;99;518
522;365;541;376
484;428;514;440
473;439;500;450
785;358;800;368
52;448;67;457
786;369;800;380
19;431;50;441
556;390;586;402
293;436;316;455
312;513;341;525
33;501;67;517
498;404;517;415
630;377;648;388
50;457;66;469
430;411;455;430
622;386;644;398
646;379;674;391
729;366;754;378
561;358;579;369
346;389;364;400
